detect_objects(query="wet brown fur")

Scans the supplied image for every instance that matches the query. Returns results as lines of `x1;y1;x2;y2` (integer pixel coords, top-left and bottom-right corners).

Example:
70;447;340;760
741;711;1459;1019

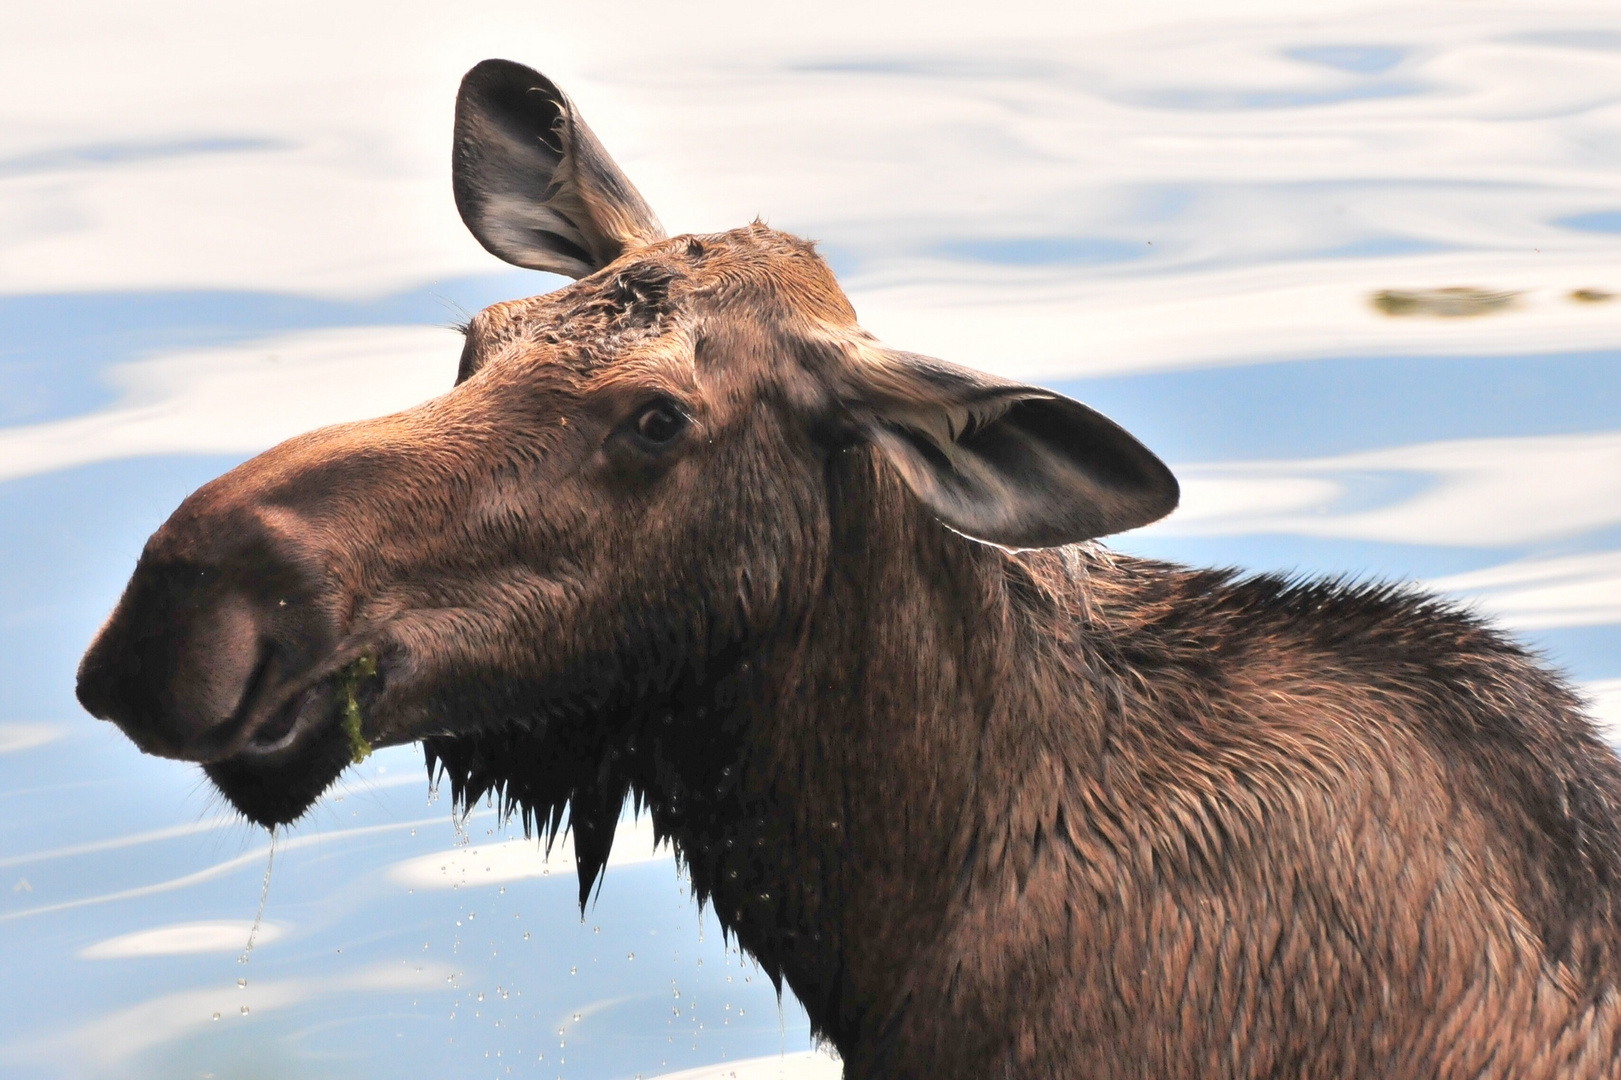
78;116;1621;1080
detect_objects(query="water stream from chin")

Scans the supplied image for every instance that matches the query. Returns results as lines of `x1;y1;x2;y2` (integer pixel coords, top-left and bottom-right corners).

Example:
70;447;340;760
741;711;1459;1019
237;827;278;980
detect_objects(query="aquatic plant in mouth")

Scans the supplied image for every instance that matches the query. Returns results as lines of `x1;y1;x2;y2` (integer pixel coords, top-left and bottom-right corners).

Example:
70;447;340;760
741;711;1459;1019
337;654;379;764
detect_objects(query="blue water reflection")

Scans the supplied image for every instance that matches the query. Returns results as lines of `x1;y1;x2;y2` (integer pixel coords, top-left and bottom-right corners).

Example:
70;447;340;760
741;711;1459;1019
1285;45;1408;75
1138;80;1426;111
937;236;1148;266
1559;211;1621;234
1057;350;1621;461
0;138;289;179
0;274;539;425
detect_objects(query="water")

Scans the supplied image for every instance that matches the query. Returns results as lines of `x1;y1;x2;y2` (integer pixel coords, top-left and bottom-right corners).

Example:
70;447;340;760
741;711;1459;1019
1;2;1617;1077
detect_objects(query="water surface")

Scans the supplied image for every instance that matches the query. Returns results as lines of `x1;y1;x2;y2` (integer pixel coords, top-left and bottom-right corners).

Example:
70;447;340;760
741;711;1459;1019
2;3;1617;1077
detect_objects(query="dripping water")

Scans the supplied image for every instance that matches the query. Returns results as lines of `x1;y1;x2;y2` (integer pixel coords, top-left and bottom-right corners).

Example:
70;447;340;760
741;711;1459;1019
238;827;278;970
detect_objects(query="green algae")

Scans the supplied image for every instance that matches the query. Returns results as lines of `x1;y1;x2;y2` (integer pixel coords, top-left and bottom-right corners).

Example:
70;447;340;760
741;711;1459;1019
337;654;379;764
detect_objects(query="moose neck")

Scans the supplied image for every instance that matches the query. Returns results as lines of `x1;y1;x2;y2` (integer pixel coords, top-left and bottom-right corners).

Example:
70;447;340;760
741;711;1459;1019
649;447;1106;1062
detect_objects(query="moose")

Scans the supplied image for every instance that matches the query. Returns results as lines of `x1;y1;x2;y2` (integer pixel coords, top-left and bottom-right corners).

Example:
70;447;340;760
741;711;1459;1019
77;60;1621;1078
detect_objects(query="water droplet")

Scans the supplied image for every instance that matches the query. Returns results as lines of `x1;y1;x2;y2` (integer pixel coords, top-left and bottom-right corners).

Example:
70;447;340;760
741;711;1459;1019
476;992;484;1002
240;1006;250;1015
211;1012;220;1021
627;952;635;960
237;978;247;990
572;1012;581;1022
570;965;577;975
523;931;532;940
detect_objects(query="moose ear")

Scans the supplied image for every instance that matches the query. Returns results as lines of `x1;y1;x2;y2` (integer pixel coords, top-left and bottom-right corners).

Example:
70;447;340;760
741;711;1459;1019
841;348;1179;548
453;59;666;278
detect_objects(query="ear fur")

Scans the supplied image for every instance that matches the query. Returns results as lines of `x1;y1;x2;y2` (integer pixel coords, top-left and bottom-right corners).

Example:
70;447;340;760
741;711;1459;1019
453;59;666;278
836;345;1179;548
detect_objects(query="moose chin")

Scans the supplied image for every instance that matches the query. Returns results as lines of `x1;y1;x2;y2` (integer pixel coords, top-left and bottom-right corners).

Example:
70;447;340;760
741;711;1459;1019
77;59;1621;1080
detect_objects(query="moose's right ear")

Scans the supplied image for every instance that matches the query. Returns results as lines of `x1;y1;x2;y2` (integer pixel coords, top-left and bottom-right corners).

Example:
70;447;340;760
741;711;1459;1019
827;342;1180;548
453;59;666;279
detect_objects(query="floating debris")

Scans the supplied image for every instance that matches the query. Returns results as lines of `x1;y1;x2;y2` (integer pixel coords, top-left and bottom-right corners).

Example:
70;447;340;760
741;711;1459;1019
1370;286;1518;317
1571;288;1614;303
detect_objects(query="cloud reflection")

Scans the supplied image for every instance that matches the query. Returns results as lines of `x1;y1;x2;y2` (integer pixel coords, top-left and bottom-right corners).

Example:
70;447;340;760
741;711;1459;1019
646;1048;842;1080
0;724;67;756
1162;431;1621;548
1428;553;1621;630
37;961;453;1069
80;920;285;959
0;815;451;924
1585;680;1621;737
0;326;456;483
389;817;672;891
0;816;237;871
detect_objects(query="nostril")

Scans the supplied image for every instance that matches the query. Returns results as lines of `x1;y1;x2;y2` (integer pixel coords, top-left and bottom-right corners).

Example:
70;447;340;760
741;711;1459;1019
76;584;272;758
169;591;266;735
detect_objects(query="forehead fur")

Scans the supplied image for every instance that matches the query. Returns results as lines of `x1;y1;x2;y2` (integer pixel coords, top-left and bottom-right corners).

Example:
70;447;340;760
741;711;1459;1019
463;224;857;385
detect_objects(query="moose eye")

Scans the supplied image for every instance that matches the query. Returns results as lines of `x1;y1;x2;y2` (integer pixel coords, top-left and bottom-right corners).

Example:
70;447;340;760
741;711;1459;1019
632;401;689;446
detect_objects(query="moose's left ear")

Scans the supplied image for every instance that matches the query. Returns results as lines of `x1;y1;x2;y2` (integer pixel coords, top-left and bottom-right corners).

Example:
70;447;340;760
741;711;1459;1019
453;59;666;278
837;347;1179;548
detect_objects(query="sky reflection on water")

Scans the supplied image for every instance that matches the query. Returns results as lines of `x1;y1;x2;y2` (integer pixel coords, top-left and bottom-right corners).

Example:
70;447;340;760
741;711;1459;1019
1;2;1617;1078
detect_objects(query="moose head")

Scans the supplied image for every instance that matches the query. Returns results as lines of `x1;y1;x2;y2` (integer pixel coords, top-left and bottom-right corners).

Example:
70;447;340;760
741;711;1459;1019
76;59;1177;841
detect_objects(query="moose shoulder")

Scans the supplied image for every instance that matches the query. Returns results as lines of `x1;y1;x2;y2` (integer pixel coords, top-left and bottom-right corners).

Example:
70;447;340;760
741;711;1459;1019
76;59;1621;1079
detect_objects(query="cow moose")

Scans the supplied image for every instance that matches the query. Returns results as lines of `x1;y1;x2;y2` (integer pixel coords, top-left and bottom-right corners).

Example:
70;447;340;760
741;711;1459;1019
76;60;1621;1079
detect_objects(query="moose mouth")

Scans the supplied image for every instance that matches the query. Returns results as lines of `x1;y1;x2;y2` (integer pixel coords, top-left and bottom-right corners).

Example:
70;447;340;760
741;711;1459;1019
237;652;381;763
203;650;389;827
